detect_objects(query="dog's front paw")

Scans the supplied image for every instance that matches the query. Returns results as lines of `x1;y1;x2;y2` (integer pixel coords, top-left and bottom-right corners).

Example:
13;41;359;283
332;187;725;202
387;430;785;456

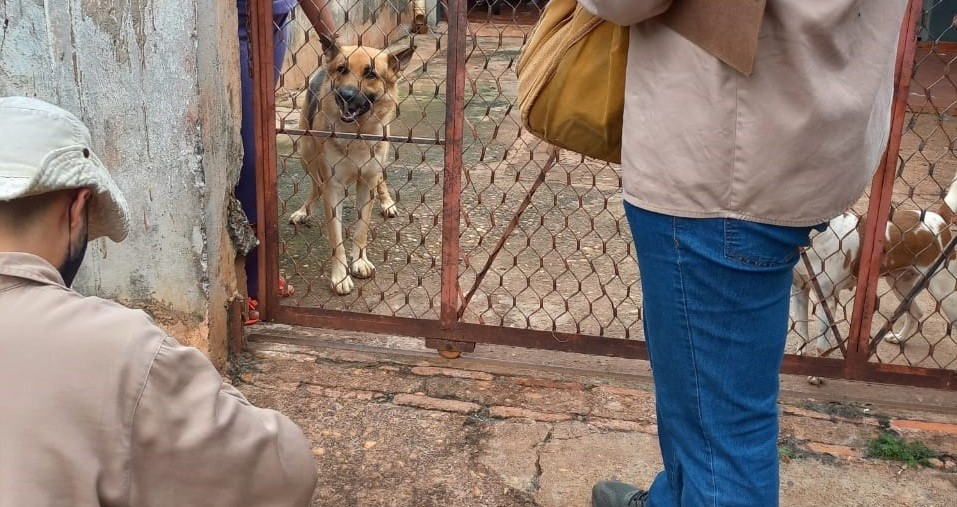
381;202;398;219
331;275;355;295
885;333;908;345
350;258;376;279
289;208;311;225
330;263;354;295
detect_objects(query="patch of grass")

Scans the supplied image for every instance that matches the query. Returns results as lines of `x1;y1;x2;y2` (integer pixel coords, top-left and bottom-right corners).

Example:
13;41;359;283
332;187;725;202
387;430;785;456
866;432;938;467
777;437;809;461
778;444;797;460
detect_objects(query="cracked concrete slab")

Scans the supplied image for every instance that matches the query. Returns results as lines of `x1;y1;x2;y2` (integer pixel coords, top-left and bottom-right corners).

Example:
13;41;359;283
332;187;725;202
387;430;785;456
780;460;957;506
479;420;552;494
536;422;663;507
234;340;957;506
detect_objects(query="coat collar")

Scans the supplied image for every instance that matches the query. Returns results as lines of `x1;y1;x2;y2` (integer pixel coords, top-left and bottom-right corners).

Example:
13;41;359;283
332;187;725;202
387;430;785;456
662;0;768;75
0;251;66;289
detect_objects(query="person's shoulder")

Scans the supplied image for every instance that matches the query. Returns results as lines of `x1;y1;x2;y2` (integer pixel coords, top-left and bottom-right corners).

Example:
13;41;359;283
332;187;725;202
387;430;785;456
59;290;171;355
64;288;151;320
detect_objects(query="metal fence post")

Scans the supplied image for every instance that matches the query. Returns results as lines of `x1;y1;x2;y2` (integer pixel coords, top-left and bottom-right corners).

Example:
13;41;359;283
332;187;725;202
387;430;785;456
845;0;923;377
430;0;475;357
251;0;280;321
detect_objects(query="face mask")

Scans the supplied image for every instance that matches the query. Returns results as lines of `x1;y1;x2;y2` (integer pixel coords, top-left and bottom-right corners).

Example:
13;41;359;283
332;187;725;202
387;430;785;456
59;197;89;287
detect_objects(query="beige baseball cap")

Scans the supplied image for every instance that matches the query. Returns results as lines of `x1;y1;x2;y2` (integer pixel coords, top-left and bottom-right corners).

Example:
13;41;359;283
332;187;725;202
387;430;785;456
0;96;130;242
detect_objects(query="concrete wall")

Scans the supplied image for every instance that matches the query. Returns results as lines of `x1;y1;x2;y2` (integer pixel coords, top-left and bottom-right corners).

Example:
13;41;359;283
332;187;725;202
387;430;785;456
0;0;242;368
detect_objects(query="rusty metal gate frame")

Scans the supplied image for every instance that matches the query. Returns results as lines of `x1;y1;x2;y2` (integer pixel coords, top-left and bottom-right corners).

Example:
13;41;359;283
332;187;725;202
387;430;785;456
249;0;957;390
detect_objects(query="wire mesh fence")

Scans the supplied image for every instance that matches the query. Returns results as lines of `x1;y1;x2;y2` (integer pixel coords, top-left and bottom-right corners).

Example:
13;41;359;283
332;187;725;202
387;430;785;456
251;0;957;388
456;2;641;338
275;0;449;317
866;0;957;371
784;0;957;386
267;0;642;339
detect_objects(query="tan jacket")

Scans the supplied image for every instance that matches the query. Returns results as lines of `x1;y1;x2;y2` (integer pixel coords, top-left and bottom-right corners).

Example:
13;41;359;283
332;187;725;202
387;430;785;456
0;252;316;506
579;0;909;226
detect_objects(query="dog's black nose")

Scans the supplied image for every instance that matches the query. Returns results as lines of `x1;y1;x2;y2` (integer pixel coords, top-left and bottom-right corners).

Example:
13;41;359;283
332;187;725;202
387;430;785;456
336;87;359;102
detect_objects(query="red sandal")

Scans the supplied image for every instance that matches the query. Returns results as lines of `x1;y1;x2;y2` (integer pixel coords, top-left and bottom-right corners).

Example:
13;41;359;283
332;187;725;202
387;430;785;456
245;278;292;326
278;276;295;298
244;298;260;326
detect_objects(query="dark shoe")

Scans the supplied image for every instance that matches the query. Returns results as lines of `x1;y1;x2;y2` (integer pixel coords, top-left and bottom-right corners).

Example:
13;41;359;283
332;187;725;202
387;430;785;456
592;481;649;507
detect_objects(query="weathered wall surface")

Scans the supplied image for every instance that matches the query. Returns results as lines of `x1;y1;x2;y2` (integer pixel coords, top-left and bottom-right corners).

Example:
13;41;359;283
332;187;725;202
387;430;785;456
0;0;242;368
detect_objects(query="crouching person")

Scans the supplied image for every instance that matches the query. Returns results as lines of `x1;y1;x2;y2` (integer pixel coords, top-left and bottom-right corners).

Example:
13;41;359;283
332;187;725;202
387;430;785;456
0;96;316;506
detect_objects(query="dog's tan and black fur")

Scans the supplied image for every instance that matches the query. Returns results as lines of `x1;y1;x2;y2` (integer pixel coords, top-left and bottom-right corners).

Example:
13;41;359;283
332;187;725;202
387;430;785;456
289;34;415;295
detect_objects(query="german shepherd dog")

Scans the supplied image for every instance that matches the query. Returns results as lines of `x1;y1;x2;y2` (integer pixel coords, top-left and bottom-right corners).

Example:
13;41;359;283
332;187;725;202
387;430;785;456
289;34;415;295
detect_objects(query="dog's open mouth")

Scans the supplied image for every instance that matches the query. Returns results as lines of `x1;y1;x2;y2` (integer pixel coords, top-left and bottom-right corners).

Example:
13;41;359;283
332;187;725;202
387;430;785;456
340;109;363;123
335;92;372;124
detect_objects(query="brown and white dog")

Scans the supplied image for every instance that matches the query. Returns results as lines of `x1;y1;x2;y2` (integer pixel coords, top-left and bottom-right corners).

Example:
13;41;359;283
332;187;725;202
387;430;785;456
289;34;415;295
791;179;957;369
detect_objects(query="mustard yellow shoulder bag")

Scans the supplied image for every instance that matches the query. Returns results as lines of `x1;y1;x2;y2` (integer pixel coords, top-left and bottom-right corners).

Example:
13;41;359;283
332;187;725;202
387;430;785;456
515;0;629;164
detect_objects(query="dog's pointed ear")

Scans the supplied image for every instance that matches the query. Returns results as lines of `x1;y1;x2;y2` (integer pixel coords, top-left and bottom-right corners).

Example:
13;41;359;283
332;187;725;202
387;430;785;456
319;33;341;62
388;46;416;73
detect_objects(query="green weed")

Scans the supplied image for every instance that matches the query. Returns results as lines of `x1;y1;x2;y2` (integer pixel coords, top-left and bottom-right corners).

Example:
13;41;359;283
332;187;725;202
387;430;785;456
866;432;938;467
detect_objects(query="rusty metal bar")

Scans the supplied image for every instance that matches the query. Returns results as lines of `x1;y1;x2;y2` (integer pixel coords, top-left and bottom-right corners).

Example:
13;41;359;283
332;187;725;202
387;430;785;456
273;306;442;338
781;354;848;380
781;353;957;391
265;307;957;390
846;0;922;373
251;0;280;321
266;303;957;389
458;146;560;319
870;230;957;349
850;362;957;391
440;0;467;330
799;249;847;357
270;305;649;358
278;127;445;145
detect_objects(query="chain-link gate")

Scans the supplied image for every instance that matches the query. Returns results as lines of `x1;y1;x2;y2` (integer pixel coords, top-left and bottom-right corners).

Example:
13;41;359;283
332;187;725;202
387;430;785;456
248;0;956;389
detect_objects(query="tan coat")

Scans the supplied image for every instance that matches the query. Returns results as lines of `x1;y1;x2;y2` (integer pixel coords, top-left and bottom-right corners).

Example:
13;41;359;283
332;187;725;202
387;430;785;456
578;0;909;226
0;252;316;506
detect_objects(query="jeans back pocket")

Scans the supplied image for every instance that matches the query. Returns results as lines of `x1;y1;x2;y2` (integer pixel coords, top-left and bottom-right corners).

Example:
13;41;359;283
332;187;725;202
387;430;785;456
724;219;813;268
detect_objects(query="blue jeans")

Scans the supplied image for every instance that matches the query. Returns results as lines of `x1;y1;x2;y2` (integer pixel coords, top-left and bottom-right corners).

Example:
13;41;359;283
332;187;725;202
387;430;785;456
237;0;291;300
624;203;814;507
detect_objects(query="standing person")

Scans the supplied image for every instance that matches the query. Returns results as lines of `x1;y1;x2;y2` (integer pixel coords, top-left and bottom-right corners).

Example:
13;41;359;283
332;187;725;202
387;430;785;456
0;96;317;506
578;1;910;506
237;0;336;323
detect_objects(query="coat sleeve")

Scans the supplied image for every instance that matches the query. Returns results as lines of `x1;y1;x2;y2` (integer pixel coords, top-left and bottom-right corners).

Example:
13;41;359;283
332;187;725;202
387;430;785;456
577;0;673;26
129;337;316;507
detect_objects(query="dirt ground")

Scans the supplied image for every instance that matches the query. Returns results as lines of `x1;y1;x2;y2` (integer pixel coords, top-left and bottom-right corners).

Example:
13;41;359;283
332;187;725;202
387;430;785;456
264;15;957;375
234;329;957;507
